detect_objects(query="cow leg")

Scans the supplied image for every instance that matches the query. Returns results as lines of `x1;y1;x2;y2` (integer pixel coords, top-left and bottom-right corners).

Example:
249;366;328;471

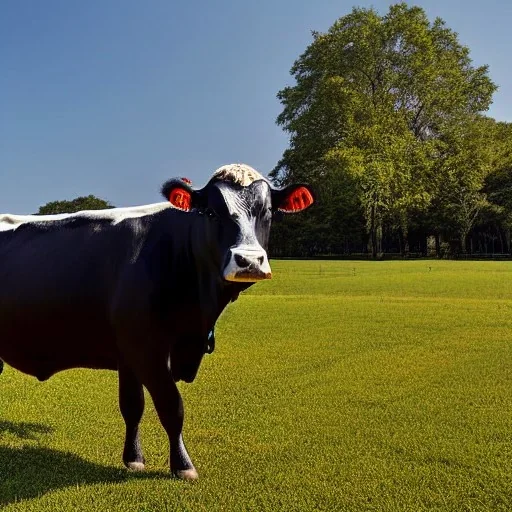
119;364;145;471
144;369;198;480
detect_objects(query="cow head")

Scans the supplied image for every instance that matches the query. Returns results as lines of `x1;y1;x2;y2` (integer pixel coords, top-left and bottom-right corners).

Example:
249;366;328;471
162;164;314;282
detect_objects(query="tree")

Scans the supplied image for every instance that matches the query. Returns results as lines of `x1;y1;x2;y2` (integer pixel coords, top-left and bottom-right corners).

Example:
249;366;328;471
324;115;434;256
37;195;114;215
272;3;496;257
429;116;497;254
483;122;512;253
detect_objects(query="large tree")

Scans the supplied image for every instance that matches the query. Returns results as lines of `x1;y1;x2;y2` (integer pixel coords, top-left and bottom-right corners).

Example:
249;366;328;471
37;195;113;215
272;3;496;257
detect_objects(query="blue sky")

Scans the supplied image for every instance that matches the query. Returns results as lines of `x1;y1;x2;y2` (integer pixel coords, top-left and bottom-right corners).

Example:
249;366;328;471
1;0;510;213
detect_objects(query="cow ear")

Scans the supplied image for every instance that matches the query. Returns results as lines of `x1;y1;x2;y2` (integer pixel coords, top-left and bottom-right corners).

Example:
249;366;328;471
273;184;315;213
169;187;192;210
161;179;194;211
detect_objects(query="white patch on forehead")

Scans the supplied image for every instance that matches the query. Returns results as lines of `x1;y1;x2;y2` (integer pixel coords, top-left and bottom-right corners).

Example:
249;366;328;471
218;185;248;217
217;180;270;218
212;163;265;186
0;202;172;232
216;181;270;254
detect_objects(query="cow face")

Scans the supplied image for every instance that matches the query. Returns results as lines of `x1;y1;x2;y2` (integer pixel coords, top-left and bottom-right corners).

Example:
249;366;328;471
162;164;314;283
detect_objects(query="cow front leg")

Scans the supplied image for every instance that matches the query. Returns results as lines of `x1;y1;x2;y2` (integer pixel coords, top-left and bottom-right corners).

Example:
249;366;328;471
119;364;145;471
144;370;198;480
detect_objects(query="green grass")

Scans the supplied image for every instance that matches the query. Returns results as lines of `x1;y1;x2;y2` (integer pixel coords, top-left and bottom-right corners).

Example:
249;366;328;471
1;260;512;511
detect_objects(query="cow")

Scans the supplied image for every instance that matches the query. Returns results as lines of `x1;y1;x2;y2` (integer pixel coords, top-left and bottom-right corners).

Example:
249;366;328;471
0;164;314;480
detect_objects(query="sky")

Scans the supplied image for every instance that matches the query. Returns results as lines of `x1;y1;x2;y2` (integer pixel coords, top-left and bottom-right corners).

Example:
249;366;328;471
1;0;511;214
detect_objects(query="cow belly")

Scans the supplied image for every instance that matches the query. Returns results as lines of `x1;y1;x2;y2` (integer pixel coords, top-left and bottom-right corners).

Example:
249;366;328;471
0;304;118;380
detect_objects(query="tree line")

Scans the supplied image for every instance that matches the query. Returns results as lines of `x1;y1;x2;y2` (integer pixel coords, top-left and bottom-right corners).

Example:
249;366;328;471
38;4;511;259
269;3;512;258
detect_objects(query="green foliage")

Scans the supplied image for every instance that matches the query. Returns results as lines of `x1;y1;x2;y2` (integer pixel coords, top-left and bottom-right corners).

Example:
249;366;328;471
272;3;498;257
426;116;498;252
1;260;512;510
37;195;113;215
270;169;365;256
485;122;512;229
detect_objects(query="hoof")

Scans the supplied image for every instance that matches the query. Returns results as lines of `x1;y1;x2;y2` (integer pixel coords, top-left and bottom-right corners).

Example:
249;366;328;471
173;468;199;481
126;461;145;471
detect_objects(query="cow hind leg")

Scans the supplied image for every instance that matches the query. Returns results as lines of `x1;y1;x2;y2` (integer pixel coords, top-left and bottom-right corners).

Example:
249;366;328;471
119;364;145;471
143;368;198;480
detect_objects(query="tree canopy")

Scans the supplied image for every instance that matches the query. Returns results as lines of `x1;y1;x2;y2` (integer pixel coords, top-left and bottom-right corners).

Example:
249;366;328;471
37;195;113;215
270;3;506;258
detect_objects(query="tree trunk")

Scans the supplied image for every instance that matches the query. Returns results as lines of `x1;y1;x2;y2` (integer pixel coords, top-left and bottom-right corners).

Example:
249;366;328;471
400;214;410;257
460;228;469;255
369;204;377;258
376;222;383;259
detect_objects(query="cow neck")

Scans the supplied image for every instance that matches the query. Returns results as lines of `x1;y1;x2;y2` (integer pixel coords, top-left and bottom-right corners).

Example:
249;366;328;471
149;209;252;338
175;212;227;335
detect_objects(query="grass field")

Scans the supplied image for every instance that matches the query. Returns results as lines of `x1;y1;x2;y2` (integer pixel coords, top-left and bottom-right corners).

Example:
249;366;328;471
1;260;512;511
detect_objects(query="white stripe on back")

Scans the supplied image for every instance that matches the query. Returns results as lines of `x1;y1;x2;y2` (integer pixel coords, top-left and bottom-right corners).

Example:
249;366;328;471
0;202;172;232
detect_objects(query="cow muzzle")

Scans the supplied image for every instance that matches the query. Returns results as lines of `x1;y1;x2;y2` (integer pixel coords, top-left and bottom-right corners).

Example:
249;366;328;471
223;248;272;282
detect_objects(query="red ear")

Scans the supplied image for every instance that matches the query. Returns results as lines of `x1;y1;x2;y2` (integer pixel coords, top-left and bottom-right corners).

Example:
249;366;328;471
169;187;192;211
279;186;314;213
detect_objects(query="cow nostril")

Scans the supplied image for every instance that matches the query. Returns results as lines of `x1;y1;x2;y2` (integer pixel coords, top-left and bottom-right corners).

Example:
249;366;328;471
257;256;264;265
234;253;250;268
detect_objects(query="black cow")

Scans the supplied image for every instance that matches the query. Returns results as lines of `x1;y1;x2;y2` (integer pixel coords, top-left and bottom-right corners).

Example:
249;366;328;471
0;164;314;479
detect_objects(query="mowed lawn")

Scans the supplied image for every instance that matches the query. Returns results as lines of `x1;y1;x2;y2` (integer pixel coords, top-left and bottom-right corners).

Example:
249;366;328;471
1;260;512;511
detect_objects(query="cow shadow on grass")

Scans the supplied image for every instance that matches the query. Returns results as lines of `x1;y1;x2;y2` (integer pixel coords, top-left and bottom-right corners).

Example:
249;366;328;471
0;421;168;507
0;420;54;440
